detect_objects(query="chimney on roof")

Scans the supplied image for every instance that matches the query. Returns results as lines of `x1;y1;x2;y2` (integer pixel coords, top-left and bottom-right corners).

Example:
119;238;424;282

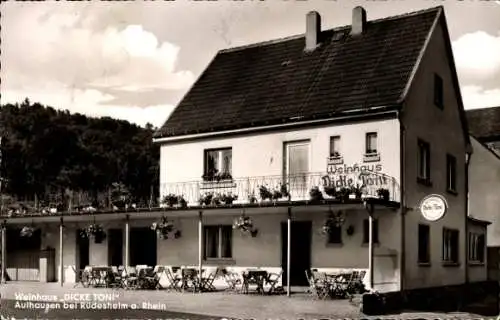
305;11;321;51
351;6;367;35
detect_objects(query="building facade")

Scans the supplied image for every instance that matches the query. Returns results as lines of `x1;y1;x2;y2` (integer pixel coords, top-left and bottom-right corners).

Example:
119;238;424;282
0;6;489;294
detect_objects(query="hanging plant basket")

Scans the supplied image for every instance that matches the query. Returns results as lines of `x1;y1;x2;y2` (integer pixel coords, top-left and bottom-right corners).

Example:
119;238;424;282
20;226;36;237
233;214;258;237
80;223;106;243
151;217;179;240
321;210;346;235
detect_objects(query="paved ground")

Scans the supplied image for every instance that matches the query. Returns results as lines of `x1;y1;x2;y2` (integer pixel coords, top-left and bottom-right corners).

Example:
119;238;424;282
0;282;492;320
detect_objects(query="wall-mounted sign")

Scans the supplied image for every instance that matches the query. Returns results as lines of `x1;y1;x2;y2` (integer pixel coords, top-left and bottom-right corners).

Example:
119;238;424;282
419;194;448;221
321;163;390;188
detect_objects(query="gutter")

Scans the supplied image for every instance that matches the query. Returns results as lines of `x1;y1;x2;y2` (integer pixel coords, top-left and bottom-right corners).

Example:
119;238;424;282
398;109;406;291
465;147;472;284
153;109;399;144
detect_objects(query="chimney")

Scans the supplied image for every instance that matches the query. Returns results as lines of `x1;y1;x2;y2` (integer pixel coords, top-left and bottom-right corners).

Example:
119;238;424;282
351;6;367;35
305;11;321;51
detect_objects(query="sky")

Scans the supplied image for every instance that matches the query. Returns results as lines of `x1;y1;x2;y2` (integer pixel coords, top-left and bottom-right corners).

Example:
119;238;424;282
1;0;500;128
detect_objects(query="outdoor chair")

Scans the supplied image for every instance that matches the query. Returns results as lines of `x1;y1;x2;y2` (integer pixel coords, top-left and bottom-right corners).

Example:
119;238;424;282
222;269;242;292
71;266;87;288
346;270;367;295
306;270;329;300
266;269;284;294
165;267;181;292
181;268;200;293
143;266;164;290
108;266;125;289
201;268;217;292
122;266;138;289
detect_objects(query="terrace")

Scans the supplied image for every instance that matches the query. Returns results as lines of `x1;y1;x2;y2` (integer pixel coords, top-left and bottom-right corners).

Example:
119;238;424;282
0;171;400;218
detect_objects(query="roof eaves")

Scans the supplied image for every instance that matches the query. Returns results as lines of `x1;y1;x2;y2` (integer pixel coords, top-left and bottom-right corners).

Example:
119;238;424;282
397;6;442;104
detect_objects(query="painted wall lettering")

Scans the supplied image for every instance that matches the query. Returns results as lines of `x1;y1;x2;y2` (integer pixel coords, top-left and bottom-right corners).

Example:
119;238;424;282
322;163;388;188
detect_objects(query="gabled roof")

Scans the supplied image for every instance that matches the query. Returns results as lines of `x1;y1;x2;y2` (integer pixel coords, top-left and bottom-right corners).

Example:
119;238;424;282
466;106;500;141
154;6;443;140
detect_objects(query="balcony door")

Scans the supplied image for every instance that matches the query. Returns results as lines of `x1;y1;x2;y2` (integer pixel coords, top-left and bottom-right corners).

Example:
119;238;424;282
284;141;310;200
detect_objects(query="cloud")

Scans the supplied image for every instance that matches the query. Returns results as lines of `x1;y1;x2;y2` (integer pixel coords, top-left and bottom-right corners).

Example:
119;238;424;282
452;31;500;81
461;85;500;109
2;6;192;127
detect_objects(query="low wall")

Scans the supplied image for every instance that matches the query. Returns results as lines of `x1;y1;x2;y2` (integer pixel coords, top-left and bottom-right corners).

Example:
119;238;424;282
362;281;499;316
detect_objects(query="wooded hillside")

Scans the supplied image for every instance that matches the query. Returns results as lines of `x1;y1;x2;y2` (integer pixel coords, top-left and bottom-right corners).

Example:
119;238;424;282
0;99;160;211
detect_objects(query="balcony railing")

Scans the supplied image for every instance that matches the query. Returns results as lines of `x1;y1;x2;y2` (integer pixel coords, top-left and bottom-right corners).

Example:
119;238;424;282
0;172;400;218
160;171;400;208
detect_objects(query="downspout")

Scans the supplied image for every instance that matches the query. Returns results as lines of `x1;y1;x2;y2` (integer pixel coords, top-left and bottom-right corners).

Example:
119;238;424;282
465;147;472;284
398;110;406;292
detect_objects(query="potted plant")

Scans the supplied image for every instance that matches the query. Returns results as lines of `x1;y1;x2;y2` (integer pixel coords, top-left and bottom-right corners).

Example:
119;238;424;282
377;188;390;201
20;226;35;237
309;186;324;202
151;217;179;240
220;193;238;205
80;223;106;243
161;194;188;208
233;214;258;237
248;193;258;204
336;187;351;202
258;185;273;202
331;151;341;158
324;186;336;198
199;192;222;206
350;185;363;199
272;183;290;201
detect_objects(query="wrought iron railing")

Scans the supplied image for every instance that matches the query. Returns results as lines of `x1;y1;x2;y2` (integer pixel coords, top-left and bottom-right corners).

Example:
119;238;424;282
0;172;400;217
160;171;400;207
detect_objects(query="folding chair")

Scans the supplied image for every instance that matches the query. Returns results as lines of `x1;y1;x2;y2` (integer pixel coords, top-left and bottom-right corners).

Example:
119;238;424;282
307;270;329;299
201;268;217;292
223;269;242;292
144;266;164;290
266;269;283;294
71;266;85;288
108;266;125;289
122;266;138;290
181;268;200;292
165;267;182;292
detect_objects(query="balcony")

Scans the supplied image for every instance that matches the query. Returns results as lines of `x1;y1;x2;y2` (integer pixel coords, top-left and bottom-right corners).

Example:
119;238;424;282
160;171;400;208
0;172;400;218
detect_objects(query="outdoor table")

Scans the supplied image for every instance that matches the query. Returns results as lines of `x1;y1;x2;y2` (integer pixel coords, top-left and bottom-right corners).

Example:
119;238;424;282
89;266;113;287
242;270;268;294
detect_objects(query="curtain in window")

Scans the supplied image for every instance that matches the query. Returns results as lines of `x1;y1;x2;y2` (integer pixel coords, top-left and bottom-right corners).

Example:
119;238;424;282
204;227;218;259
221;150;232;175
221;226;232;258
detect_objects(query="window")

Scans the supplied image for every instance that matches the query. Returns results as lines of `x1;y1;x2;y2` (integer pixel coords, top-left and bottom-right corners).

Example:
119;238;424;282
363;219;379;244
204;226;232;259
442;228;459;264
417;140;431;183
327;226;342;244
329;136;341;157
418;224;430;264
434;74;443;108
203;148;232;181
469;233;485;263
365;133;378;154
446;154;457;192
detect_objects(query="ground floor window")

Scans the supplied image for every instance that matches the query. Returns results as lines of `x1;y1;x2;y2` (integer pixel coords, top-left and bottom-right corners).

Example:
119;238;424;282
442;228;459;264
468;232;485;263
204;225;232;259
327;225;342;244
418;224;430;264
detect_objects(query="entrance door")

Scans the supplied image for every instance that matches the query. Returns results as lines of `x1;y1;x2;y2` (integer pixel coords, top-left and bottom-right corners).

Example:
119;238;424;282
107;229;123;266
130;228;157;266
284;141;310;200
76;230;89;274
281;221;312;286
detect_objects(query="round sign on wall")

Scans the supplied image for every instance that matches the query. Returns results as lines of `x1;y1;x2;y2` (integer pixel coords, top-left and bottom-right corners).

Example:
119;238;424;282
419;194;448;222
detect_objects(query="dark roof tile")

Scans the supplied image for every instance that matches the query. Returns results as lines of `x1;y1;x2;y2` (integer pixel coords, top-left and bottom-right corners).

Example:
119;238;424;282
466;107;500;140
155;7;442;139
